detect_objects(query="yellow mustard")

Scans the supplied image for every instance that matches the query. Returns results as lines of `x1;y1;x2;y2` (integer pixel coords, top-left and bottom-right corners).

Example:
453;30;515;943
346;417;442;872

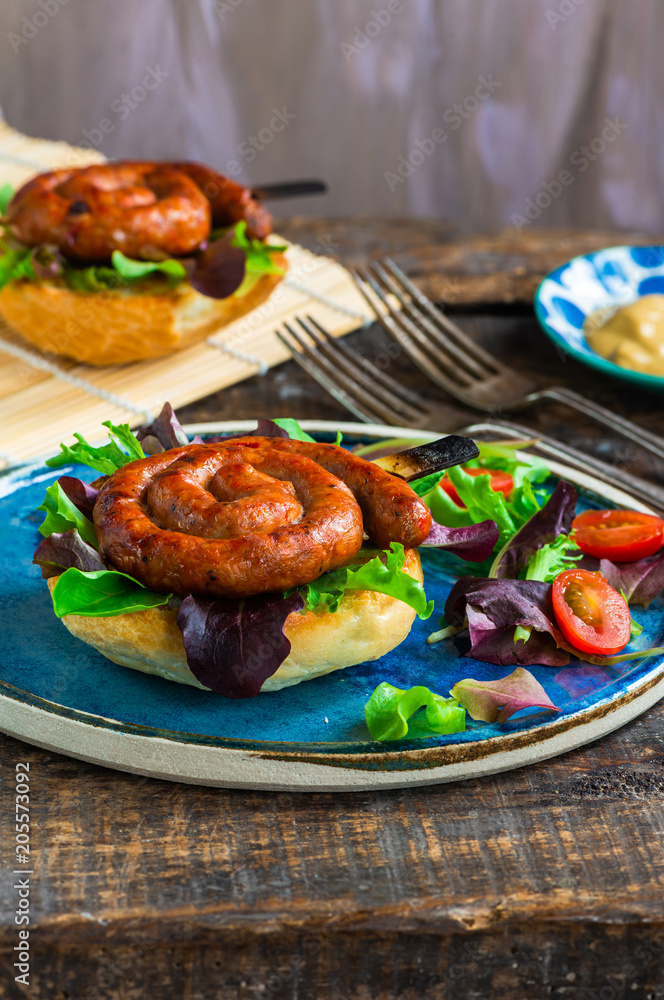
585;294;664;376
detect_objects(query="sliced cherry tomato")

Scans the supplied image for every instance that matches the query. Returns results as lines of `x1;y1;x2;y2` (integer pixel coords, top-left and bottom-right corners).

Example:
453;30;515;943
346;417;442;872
572;509;664;562
552;568;631;655
440;467;514;508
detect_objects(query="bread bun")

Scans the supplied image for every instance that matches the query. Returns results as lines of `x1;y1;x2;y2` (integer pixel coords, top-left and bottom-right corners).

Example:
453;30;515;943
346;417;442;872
0;252;287;366
47;547;423;693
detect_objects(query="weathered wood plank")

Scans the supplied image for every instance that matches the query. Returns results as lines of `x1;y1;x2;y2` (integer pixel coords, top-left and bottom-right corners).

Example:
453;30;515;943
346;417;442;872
279;220;660;306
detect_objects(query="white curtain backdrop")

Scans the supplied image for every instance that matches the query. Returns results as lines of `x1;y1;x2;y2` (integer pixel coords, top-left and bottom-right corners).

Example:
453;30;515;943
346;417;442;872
0;0;661;231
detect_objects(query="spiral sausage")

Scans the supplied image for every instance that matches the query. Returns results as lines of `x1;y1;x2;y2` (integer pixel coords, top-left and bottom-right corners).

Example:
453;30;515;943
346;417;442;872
93;438;432;598
6;161;272;263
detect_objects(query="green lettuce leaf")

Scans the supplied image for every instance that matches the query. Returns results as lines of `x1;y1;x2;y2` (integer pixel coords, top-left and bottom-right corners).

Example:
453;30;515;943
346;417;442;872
365;682;466;741
465;441;550;488
37;482;97;548
426;464;542;549
64;264;126;292
0;244;34;291
47;420;144;474
51;567;170;617
111;250;187;285
299;543;434;619
230;221;287;274
0;183;14;214
524;533;582;583
271;418;316;442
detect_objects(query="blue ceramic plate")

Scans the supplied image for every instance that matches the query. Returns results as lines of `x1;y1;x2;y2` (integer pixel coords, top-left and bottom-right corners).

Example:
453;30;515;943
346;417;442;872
2;420;664;792
534;245;664;392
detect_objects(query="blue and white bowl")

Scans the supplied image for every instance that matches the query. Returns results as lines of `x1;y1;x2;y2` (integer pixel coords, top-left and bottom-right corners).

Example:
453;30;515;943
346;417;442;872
534;245;664;392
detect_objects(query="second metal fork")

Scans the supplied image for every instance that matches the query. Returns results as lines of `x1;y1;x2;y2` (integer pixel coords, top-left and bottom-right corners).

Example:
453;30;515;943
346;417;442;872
276;314;664;515
351;258;664;464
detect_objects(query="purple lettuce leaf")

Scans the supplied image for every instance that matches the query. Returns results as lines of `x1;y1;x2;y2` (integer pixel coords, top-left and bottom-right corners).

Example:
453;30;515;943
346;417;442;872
465;607;569;667
451;666;561;723
135;402;190;451
138;434;166;456
176;591;305;698
597;553;664;609
205;419;292;444
421;518;499;563
31;244;65;279
33;529;105;579
57;476;99;520
189;238;246;300
445;576;571;666
491;480;577;579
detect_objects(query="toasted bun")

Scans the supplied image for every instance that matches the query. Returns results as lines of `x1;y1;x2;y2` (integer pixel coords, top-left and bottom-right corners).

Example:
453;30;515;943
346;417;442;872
47;548;423;693
0;252;287;366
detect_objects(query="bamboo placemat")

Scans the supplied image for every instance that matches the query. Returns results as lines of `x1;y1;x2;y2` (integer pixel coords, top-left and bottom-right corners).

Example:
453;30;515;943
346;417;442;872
0;122;374;466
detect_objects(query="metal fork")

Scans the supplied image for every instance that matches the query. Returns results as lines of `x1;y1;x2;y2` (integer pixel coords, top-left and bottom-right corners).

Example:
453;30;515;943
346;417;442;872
350;258;664;464
275;315;664;515
275;315;450;430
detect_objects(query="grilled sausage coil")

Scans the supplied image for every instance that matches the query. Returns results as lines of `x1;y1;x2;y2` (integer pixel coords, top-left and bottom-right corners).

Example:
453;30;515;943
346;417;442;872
93;438;432;598
6;161;272;263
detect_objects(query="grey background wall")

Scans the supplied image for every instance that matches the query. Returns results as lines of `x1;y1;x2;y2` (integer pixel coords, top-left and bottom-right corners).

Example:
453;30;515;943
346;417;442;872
0;0;660;231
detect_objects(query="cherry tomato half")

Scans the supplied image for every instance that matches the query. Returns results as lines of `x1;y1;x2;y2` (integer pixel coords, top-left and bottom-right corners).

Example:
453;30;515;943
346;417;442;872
440;467;514;508
552;568;631;655
572;509;664;563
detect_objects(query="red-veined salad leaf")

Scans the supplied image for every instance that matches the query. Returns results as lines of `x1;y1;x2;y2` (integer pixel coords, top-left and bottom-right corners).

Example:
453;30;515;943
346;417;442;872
490;481;578;579
135;401;190;452
33;529;105;578
420;519;499;562
51;567;170;617
176;591;304;698
36;481;97;548
188;234;246;300
298;543;433;619
596;553;664;609
364;682;466;741
57;476;99;520
451;666;561;723
444;577;570;666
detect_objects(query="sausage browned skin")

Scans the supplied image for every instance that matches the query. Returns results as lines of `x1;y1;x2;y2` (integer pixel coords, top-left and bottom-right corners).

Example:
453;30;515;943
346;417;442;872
172;162;272;242
93;439;432;598
6;162;272;263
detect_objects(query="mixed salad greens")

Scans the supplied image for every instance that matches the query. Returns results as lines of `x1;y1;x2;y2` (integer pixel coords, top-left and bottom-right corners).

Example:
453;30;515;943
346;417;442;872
360;435;664;740
0;179;286;300
32;406;664;727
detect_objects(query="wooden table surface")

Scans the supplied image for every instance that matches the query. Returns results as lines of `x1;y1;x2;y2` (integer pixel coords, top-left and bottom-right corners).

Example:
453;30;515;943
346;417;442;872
2;222;664;1000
